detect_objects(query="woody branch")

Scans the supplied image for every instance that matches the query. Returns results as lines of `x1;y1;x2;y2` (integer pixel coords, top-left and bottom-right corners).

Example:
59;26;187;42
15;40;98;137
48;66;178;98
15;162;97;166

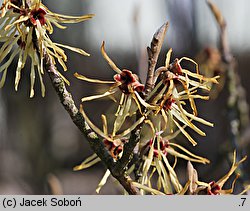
39;44;139;195
113;22;169;174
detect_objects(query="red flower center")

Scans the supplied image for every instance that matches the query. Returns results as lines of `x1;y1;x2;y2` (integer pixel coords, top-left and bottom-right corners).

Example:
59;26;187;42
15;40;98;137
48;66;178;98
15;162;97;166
114;69;144;94
163;96;175;111
169;59;182;75
103;138;127;159
30;8;47;26
207;181;221;195
148;138;169;158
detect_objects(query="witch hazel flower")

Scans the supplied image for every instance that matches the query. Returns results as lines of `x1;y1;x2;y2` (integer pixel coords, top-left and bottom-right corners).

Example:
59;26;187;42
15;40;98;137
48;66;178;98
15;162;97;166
145;48;219;146
0;0;94;97
75;42;156;140
75;42;146;106
195;151;249;195
137;131;209;195
74;108;142;194
78;103;146;160
73;107;135;193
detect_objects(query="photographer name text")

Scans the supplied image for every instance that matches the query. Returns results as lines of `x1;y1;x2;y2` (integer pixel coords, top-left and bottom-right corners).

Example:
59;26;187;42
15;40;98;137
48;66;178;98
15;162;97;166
1;197;83;208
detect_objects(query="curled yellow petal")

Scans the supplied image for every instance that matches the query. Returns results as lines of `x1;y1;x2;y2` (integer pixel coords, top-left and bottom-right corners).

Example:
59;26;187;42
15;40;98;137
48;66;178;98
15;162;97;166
55;43;90;57
173;119;197;146
81;89;118;102
101;41;121;74
79;104;113;142
73;154;101;171
217;151;247;188
169;143;210;164
161;152;183;193
132;182;165;195
74;72;115;84
0;68;8;88
96;170;111;194
165;48;173;68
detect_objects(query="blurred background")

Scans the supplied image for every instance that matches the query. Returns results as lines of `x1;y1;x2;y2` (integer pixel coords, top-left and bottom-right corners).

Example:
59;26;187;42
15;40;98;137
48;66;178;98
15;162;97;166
0;0;250;194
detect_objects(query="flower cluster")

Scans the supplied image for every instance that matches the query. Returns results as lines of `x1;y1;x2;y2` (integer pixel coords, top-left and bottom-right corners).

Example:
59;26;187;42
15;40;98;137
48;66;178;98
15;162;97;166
145;48;219;146
137;132;209;194
0;0;93;97
75;42;148;154
74;38;249;194
74;41;226;194
1;1;248;196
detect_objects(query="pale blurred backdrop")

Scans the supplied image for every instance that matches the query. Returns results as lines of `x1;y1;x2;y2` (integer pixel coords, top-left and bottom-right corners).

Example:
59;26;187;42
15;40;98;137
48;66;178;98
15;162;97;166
0;0;250;194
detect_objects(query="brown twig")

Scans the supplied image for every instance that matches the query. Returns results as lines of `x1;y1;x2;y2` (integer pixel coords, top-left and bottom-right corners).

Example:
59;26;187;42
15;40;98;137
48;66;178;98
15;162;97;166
38;22;170;195
113;119;142;175
113;23;169;175
145;22;168;96
42;50;139;195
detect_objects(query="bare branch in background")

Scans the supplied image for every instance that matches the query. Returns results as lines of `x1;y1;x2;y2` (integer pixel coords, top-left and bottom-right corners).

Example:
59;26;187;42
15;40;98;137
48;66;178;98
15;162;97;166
208;0;249;185
207;0;231;63
46;174;63;195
